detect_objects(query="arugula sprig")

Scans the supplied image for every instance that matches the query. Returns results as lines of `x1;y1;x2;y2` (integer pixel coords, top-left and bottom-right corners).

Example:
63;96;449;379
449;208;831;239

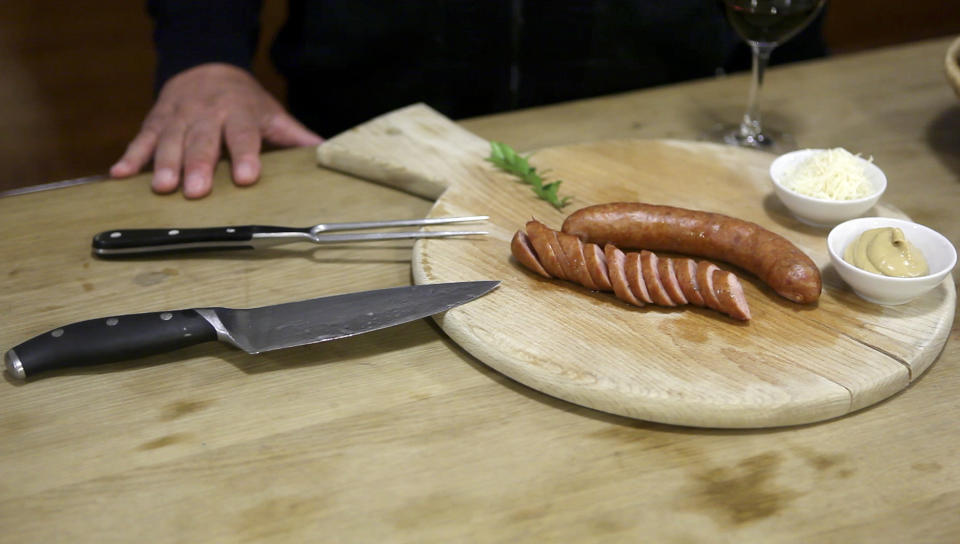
487;141;572;209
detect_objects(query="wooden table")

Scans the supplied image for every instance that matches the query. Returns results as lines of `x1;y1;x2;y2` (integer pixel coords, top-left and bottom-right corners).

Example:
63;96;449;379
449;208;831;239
1;38;958;543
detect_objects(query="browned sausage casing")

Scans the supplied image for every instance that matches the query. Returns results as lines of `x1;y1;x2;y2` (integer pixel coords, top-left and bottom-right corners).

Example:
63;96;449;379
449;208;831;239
512;220;751;320
561;202;821;304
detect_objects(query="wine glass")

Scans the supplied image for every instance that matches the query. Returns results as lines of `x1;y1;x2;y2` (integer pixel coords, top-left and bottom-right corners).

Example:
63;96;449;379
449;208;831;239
717;0;826;151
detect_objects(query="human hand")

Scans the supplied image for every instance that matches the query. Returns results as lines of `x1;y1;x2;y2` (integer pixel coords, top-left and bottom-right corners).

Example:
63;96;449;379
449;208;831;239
110;63;323;198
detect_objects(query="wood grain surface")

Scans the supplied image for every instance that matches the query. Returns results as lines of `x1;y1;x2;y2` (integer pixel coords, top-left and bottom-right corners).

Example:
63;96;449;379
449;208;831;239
2;38;959;543
317;104;954;428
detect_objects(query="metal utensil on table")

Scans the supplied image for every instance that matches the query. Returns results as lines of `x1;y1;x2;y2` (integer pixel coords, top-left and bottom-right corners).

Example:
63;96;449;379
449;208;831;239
91;215;489;256
4;280;500;380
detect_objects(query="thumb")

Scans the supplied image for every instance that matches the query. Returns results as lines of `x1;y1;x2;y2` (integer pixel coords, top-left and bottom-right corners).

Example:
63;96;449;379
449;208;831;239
262;113;324;148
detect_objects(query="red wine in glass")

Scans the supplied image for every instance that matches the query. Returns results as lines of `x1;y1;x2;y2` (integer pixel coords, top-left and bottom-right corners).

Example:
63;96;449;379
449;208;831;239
720;0;826;150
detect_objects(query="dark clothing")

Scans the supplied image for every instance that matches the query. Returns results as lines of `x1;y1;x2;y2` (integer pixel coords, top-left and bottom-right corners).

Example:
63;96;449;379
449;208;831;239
147;0;827;136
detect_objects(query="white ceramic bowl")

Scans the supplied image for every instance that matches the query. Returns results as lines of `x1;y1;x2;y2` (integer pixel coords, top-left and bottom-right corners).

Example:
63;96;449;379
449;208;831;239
827;217;957;305
770;149;886;227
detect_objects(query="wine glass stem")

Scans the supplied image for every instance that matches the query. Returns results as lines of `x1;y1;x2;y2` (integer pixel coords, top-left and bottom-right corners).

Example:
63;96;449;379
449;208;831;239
739;43;775;142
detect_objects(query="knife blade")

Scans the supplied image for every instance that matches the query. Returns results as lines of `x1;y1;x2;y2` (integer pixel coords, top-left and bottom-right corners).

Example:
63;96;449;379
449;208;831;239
4;281;499;380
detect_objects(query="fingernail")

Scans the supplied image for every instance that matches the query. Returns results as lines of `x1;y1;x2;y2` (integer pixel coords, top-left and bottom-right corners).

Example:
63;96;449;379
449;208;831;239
155;168;175;185
151;169;178;194
184;172;205;193
236;162;254;180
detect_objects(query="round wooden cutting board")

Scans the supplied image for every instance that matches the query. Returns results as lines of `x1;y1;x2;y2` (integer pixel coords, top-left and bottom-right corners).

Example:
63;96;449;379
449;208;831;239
317;104;956;428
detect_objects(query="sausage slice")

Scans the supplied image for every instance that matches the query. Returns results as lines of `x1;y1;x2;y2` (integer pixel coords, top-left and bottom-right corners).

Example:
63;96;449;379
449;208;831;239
511;230;551;278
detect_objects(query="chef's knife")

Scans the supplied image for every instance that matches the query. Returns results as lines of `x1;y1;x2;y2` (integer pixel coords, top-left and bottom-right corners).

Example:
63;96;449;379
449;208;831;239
4;281;499;380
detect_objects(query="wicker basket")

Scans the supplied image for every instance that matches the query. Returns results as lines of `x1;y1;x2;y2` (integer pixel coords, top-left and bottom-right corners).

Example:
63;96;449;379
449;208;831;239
947;36;960;98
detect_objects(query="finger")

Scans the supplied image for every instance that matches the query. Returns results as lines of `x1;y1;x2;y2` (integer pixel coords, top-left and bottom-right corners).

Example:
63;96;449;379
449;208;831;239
262;113;324;148
181;119;224;199
223;114;262;186
110;127;160;178
151;122;188;194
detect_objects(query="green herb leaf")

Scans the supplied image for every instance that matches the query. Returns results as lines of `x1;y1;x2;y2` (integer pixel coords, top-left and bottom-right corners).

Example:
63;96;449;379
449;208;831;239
486;141;571;209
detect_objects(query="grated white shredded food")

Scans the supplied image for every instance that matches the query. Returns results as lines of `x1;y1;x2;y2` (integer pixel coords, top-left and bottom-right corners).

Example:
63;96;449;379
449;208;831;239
783;148;874;200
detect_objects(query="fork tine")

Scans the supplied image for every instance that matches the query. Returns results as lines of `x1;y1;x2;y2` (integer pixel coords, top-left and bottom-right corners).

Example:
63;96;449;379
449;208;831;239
311;230;488;244
311;215;488;233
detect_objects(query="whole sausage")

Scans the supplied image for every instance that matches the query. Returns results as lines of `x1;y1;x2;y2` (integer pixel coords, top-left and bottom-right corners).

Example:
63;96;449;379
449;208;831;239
561;202;821;304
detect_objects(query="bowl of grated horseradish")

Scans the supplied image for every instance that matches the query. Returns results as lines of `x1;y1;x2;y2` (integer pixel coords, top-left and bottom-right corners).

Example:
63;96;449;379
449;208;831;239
770;147;886;227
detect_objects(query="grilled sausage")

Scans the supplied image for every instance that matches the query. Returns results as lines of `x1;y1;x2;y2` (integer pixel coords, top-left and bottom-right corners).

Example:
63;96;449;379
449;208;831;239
511;220;751;320
712;269;751;322
696;261;722;310
583;243;612;291
674;258;705;307
658;256;688;306
605;243;647;307
510;230;550;278
561;202;821;304
640;250;675;307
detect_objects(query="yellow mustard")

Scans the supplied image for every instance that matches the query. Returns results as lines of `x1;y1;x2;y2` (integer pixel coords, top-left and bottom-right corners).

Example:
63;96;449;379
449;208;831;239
843;227;929;277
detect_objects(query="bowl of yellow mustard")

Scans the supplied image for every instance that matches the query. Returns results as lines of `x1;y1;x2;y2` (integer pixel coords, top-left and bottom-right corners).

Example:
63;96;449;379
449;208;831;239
827;217;956;305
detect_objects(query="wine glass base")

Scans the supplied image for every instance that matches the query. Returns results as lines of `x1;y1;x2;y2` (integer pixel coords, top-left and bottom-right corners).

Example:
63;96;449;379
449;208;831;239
701;124;798;155
724;130;772;148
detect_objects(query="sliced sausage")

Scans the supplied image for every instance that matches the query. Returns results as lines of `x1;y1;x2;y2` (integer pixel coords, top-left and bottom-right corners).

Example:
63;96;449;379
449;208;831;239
674;258;705;307
510;230;551;278
640;250;675;307
583;243;613;291
696;261;722;311
623;250;654;305
511;220;751;320
524;220;565;278
658;256;688;305
712;269;752;321
557;231;599;290
605;244;645;307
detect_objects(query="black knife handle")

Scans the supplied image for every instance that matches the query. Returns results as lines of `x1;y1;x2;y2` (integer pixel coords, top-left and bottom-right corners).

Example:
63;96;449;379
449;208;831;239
4;310;219;379
92;226;258;256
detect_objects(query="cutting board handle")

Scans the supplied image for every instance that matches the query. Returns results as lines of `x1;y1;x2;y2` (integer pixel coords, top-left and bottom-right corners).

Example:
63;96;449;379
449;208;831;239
316;103;491;200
